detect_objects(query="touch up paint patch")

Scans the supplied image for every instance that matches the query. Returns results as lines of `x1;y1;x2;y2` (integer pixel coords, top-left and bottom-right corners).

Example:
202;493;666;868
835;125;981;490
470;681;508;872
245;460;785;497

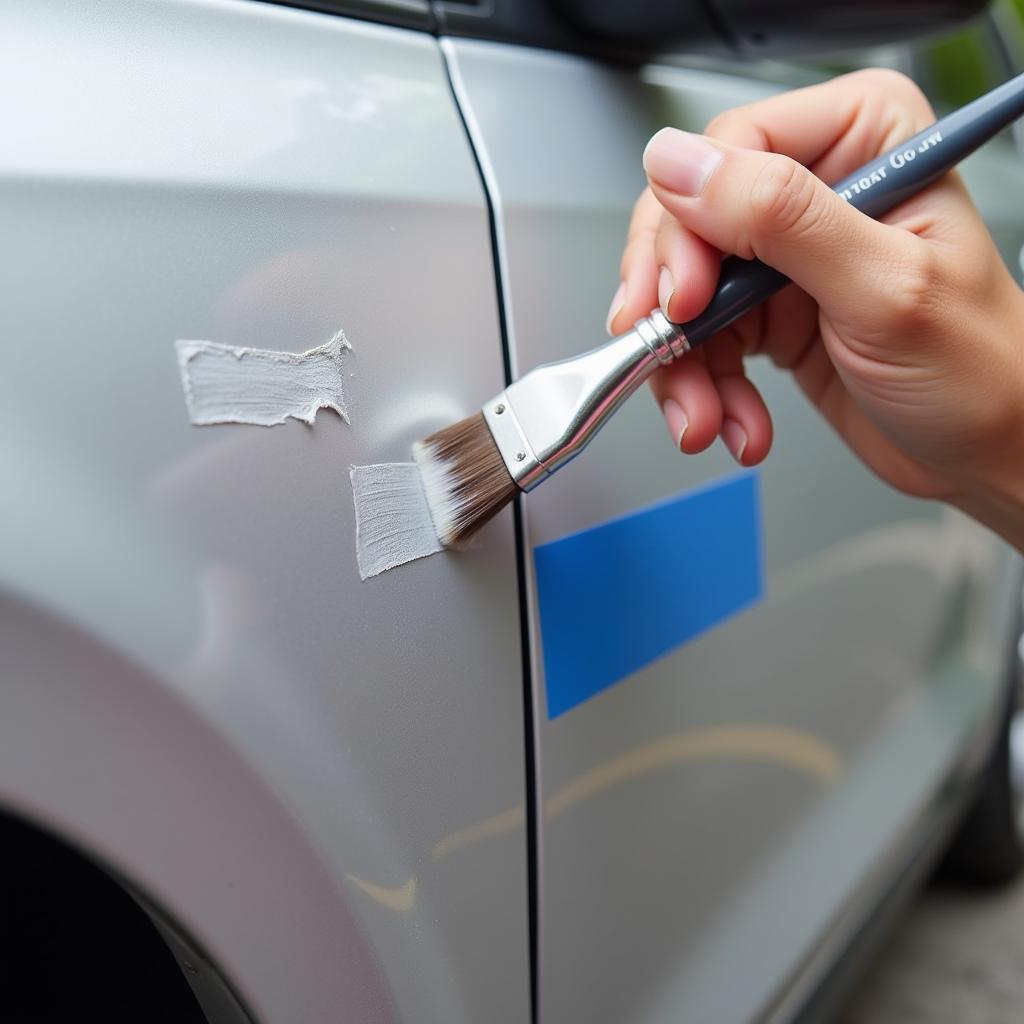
175;330;351;427
350;463;443;580
534;472;763;718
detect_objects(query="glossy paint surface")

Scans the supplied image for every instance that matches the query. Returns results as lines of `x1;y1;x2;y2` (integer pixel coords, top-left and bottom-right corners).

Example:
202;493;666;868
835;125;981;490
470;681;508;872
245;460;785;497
446;39;1022;1023
0;3;528;1021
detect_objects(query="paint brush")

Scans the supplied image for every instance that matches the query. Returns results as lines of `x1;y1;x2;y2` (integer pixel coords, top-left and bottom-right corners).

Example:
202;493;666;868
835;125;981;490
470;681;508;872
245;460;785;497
414;72;1024;547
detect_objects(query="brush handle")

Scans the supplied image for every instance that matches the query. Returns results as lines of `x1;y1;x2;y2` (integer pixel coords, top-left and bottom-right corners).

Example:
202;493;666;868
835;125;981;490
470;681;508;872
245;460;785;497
674;71;1024;348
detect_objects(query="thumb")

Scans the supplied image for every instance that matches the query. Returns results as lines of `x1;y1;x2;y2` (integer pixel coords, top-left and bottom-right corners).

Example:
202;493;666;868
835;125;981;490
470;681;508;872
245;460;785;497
642;127;917;316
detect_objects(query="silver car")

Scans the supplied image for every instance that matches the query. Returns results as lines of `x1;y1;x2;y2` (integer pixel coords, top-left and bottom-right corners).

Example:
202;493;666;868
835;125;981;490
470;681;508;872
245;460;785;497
3;0;1023;1021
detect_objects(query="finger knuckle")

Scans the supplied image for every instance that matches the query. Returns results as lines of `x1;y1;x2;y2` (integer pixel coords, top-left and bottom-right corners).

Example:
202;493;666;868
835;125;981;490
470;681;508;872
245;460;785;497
852;67;925;105
878;248;944;331
630;187;656;222
627;189;658;236
959;244;1003;302
619;239;641;277
748;155;821;244
851;68;933;125
706;107;770;151
705;108;743;138
619;226;657;277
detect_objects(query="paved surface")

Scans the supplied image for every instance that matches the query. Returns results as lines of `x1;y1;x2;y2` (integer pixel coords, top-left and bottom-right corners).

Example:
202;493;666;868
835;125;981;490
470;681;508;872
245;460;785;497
841;878;1024;1023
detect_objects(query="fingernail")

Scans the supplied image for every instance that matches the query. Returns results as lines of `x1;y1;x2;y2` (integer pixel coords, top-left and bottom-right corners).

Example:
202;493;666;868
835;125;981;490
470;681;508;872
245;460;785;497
658;266;674;316
661;398;689;451
722;418;747;463
605;281;626;336
643;128;723;196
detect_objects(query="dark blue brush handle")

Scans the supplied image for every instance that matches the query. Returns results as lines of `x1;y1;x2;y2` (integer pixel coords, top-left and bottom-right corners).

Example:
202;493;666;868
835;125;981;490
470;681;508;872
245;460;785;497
681;71;1024;347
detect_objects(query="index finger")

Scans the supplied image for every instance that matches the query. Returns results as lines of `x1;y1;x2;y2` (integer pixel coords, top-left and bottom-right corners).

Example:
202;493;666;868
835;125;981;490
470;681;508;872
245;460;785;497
702;67;980;252
704;68;935;182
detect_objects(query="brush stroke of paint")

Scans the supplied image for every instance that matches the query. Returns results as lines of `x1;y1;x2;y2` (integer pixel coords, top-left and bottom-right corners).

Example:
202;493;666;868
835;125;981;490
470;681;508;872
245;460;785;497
175;329;351;427
350;463;443;580
534;472;764;718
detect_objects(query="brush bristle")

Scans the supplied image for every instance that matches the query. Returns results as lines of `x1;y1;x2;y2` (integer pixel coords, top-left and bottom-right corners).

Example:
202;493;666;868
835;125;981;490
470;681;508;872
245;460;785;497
413;412;518;547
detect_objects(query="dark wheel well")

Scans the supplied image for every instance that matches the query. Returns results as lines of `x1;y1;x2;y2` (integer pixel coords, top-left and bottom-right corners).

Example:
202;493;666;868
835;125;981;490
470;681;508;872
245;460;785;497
0;810;208;1023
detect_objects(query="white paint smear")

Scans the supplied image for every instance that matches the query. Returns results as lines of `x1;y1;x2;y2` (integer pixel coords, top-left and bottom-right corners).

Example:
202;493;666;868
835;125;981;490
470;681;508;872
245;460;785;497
350;463;443;579
175;330;351;426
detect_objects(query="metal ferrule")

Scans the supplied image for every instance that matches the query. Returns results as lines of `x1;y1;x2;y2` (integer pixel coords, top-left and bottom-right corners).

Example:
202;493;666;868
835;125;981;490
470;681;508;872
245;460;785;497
482;309;689;491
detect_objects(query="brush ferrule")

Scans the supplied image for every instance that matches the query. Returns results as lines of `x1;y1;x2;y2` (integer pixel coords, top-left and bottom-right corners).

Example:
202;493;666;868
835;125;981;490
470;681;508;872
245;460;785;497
482;395;548;490
485;312;690;491
636;308;691;363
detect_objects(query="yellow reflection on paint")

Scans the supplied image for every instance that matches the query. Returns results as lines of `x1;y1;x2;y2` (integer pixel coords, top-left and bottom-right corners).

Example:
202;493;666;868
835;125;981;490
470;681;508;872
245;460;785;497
346;723;841;912
432;804;526;861
346;872;417;912
545;723;840;821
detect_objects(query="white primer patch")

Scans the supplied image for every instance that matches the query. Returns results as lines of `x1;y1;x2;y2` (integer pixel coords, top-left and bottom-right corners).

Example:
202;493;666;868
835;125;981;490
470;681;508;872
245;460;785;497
175;330;351;427
350;463;443;579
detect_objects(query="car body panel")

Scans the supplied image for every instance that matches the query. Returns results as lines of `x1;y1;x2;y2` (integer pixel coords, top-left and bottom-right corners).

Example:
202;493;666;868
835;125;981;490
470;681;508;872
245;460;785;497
444;38;1021;1022
5;2;1024;1021
0;2;529;1021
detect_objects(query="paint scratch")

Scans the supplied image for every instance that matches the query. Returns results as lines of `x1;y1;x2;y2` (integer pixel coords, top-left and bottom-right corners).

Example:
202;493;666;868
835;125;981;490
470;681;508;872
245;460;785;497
350;463;443;580
175;329;351;427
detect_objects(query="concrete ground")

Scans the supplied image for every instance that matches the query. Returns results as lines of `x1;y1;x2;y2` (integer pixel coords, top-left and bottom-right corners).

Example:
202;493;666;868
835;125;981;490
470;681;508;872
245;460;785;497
840;878;1024;1023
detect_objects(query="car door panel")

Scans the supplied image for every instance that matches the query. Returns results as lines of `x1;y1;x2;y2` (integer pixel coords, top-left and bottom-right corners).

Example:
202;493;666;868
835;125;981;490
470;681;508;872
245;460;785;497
445;38;1016;1022
0;3;529;1021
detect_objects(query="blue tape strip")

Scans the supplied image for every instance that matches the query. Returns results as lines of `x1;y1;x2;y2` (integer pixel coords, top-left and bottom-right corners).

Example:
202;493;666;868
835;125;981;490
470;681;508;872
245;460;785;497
534;472;763;718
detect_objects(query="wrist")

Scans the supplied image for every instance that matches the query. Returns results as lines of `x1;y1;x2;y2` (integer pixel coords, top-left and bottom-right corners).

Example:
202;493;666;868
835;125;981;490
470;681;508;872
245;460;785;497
951;365;1024;553
946;281;1024;550
954;475;1024;554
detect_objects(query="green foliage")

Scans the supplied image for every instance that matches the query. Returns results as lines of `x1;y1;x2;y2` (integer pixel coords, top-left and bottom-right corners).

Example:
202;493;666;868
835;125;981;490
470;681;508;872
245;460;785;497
923;27;993;107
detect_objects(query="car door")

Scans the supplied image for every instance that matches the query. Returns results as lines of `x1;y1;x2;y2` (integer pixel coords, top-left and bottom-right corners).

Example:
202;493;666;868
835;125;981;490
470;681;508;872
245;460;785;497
443;31;1024;1024
0;2;530;1021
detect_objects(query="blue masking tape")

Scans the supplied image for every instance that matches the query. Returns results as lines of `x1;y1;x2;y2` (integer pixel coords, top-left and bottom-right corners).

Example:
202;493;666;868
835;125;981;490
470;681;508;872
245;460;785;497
534;472;763;718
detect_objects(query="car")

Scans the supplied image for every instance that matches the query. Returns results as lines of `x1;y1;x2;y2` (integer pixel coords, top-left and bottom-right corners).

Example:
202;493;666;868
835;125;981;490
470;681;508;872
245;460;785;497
2;0;1023;1021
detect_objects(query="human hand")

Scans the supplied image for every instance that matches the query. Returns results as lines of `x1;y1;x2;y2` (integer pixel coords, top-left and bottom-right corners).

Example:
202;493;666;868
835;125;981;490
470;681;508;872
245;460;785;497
609;69;1024;546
